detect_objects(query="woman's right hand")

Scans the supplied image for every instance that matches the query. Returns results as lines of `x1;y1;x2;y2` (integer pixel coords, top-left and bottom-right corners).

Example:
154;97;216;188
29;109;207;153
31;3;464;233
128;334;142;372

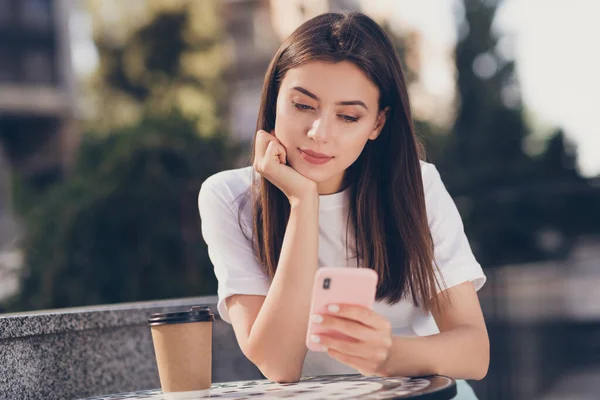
253;130;318;204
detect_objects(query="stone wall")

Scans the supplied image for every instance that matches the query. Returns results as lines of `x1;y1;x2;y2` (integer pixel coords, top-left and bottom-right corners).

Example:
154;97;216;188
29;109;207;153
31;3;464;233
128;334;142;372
0;296;262;400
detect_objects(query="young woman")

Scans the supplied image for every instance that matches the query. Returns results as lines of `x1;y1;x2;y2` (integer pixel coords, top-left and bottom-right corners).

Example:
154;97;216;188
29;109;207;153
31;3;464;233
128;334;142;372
199;12;489;399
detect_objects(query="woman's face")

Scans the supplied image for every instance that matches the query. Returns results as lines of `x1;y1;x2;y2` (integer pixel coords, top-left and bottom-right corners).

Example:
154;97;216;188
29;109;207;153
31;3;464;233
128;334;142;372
274;61;387;195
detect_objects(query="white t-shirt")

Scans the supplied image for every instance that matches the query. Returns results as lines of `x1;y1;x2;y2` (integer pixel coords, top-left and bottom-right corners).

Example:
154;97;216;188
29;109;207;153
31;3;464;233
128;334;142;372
198;161;486;375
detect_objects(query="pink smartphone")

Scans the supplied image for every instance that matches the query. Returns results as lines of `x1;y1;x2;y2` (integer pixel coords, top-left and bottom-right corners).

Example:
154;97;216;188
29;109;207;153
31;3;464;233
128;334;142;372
306;266;378;351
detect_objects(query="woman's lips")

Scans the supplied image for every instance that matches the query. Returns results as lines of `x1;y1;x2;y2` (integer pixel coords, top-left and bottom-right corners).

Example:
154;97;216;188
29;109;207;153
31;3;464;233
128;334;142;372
299;148;333;165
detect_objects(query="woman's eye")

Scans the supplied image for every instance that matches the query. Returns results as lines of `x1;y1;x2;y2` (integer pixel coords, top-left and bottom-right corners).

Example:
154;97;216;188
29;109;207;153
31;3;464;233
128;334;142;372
292;102;314;111
292;102;358;123
340;115;359;123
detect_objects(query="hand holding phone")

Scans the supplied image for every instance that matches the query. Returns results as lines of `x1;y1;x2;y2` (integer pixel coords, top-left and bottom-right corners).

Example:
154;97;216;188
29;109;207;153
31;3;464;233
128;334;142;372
306;267;378;352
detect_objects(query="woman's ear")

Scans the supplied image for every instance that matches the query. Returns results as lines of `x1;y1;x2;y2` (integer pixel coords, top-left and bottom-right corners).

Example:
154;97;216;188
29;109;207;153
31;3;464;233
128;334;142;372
369;106;390;140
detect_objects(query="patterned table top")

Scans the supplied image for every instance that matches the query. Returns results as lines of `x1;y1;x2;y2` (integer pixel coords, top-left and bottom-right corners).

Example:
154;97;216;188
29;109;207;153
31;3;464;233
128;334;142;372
79;374;457;400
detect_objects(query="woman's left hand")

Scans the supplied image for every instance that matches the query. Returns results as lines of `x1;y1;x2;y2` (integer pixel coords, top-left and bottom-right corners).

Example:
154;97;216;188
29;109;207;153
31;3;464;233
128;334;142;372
309;304;393;377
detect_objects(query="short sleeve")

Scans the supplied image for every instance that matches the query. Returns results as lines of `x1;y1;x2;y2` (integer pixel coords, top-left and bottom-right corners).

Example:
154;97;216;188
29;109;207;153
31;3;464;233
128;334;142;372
198;178;270;323
423;164;486;293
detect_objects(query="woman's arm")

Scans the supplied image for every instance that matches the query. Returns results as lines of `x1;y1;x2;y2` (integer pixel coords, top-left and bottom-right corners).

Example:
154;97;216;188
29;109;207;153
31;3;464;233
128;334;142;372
228;195;320;383
225;130;322;383
382;281;489;379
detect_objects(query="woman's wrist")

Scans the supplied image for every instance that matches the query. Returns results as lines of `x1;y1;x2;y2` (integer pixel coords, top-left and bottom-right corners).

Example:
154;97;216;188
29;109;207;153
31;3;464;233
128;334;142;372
381;336;438;378
289;190;319;209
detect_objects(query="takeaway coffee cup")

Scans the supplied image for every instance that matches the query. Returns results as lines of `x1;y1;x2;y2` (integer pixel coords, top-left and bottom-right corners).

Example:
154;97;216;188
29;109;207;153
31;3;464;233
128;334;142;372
148;306;215;399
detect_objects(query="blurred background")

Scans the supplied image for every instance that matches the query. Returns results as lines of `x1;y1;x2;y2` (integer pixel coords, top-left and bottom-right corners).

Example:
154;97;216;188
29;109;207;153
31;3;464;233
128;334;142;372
0;0;599;398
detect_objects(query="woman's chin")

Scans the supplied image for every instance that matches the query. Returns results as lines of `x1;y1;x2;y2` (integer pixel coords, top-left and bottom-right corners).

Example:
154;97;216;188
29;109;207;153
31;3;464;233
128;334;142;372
291;165;325;181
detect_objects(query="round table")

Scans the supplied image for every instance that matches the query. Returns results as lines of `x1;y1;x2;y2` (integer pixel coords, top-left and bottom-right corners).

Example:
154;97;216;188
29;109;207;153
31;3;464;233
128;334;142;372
79;374;457;399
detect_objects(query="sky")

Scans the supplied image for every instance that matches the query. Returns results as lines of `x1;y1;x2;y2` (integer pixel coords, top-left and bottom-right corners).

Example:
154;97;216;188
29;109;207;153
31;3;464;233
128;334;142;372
69;0;600;177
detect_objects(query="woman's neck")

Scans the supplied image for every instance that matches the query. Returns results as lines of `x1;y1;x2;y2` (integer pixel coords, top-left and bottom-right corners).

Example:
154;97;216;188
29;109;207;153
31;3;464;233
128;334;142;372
317;172;350;195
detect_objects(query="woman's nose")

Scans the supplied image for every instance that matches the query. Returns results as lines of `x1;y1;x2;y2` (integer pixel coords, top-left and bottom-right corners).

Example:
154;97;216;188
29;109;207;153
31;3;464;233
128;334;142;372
307;117;332;143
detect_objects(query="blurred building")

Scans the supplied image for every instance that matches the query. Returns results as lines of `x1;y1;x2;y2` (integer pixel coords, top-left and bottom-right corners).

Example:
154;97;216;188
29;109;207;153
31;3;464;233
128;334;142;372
0;0;78;185
269;0;360;40
222;0;279;141
0;0;78;300
223;0;362;141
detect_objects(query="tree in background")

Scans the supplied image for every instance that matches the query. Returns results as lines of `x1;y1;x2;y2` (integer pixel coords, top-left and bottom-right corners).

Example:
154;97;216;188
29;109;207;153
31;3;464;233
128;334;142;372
441;0;600;268
4;1;237;311
7;112;239;311
383;23;448;163
85;0;227;136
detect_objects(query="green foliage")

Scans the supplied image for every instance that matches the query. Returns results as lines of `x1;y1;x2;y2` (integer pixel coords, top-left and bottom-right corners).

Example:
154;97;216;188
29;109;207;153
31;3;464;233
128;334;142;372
90;0;226;135
1;2;235;312
6;112;240;311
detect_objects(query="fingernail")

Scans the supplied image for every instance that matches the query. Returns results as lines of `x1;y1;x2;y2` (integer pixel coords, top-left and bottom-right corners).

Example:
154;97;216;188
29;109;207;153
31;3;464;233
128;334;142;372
311;314;323;323
328;304;340;313
310;335;320;343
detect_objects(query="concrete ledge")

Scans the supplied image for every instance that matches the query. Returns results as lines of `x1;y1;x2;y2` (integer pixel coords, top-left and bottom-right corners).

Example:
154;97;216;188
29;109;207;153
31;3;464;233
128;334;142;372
0;297;217;339
0;296;262;400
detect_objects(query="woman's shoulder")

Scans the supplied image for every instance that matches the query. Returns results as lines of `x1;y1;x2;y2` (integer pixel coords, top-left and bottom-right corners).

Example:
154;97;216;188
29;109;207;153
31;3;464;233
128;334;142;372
200;166;254;196
418;160;460;225
198;166;255;213
419;160;442;191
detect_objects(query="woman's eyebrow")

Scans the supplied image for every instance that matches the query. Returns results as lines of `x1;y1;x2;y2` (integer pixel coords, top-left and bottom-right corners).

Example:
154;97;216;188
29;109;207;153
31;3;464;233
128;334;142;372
291;86;369;111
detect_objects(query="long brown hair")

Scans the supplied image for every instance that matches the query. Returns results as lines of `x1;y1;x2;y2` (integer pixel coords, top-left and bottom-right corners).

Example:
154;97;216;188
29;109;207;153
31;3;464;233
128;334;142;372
247;12;443;312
